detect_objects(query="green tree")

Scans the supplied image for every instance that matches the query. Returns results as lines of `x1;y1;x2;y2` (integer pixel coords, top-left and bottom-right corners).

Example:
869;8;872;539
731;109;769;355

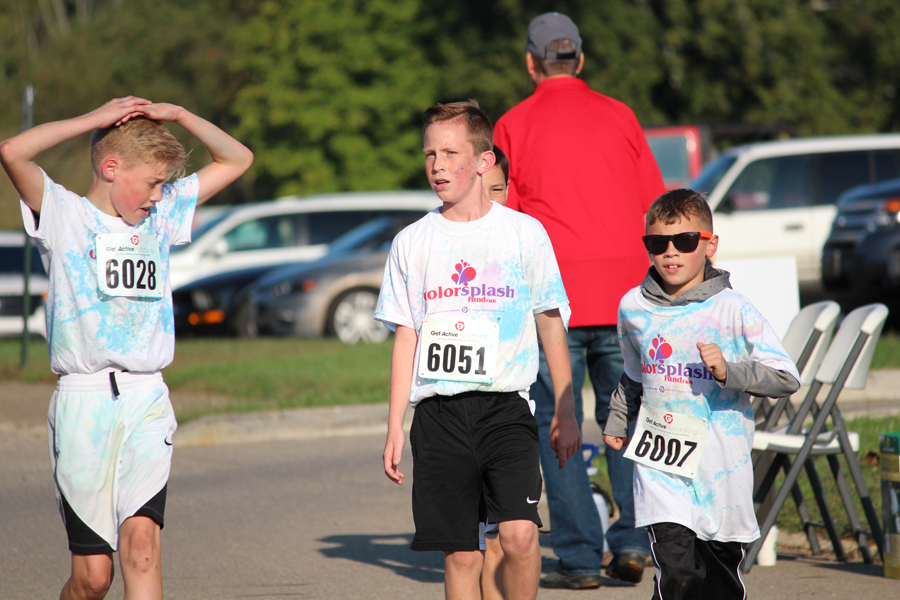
231;0;439;199
0;0;257;225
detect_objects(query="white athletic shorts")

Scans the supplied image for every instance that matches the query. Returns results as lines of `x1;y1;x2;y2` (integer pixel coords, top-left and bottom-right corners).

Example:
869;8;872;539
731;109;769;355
48;369;176;552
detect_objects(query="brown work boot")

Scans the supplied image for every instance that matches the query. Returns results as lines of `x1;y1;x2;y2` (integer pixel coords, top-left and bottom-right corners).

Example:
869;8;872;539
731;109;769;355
605;551;646;584
541;570;602;589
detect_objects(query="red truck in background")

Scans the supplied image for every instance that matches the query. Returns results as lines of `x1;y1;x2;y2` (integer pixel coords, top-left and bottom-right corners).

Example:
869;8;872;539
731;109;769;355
643;123;796;190
643;125;710;190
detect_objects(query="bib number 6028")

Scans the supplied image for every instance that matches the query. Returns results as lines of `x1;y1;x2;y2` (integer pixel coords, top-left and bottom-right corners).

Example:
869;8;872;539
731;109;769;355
632;430;697;468
426;343;487;376
105;258;157;291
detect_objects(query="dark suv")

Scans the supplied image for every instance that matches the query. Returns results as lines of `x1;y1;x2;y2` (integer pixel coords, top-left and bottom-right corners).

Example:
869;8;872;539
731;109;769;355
821;177;900;306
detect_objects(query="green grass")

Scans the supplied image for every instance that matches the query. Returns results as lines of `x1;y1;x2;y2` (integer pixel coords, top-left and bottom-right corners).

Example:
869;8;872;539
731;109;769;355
871;332;900;370
164;337;392;420
0;337;392;421
2;331;900;424
590;414;900;540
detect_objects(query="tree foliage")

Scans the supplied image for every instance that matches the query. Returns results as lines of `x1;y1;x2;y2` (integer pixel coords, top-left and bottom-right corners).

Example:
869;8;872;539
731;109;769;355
231;0;439;199
1;0;900;228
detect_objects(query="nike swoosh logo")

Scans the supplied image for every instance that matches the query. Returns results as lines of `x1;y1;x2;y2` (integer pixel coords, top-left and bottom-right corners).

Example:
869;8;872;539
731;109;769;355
164;438;173;446
526;497;539;504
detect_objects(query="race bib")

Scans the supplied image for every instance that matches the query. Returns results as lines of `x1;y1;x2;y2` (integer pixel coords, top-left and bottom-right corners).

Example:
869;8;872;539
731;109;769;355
623;404;708;479
417;317;499;383
96;233;163;298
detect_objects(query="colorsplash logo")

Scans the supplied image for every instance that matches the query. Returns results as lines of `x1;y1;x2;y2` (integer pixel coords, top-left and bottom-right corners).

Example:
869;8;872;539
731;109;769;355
422;259;516;303
452;260;477;287
641;333;715;384
649;335;672;364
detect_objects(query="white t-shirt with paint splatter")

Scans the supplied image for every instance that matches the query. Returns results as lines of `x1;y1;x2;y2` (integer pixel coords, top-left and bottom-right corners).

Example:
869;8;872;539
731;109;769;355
375;202;570;407
21;170;198;375
618;286;798;542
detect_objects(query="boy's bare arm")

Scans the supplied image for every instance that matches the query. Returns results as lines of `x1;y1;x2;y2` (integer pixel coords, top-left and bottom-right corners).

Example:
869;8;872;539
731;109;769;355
135;103;253;206
383;324;417;485
0;96;151;213
535;308;581;469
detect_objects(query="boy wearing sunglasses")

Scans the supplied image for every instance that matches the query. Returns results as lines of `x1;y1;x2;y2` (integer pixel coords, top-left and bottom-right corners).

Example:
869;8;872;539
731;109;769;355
602;188;800;599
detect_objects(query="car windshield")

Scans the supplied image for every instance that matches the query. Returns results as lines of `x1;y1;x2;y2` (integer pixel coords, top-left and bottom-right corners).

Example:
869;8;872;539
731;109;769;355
690;155;737;193
647;135;690;183
171;212;230;254
327;217;394;254
0;245;46;276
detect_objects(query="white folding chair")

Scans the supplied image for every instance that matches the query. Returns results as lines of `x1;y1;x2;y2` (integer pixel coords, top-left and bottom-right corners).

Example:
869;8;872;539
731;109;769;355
746;304;888;572
753;300;841;429
752;300;841;555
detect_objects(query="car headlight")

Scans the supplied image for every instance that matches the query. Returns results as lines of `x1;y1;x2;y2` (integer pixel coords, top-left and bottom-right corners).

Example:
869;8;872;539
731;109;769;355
884;198;900;223
268;281;293;298
268;279;317;298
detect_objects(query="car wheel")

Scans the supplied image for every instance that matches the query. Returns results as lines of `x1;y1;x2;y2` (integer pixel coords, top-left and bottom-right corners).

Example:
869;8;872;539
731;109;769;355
328;288;388;344
232;300;259;338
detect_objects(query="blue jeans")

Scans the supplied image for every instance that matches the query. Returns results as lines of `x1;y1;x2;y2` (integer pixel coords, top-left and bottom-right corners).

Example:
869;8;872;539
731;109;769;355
533;325;650;574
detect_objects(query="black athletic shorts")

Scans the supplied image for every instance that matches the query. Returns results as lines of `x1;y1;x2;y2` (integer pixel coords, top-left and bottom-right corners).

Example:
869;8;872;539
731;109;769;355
409;391;542;552
61;485;167;555
648;522;748;600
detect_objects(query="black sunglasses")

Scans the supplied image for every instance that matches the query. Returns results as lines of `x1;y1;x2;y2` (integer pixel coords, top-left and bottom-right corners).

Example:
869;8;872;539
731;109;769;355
642;231;713;255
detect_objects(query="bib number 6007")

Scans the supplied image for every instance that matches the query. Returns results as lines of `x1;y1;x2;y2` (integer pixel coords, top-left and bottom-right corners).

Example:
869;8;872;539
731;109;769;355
633;430;697;468
426;343;487;376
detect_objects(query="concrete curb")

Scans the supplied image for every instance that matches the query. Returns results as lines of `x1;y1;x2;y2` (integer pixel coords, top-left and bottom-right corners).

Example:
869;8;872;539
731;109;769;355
174;402;411;448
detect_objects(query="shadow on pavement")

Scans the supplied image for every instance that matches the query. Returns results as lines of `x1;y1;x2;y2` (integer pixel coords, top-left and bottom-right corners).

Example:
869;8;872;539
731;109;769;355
318;533;445;583
768;552;886;579
810;560;886;578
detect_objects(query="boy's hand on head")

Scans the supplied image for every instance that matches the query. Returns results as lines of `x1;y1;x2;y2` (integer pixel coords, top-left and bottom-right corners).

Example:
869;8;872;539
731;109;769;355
383;428;406;485
136;102;185;123
697;341;727;383
549;412;581;470
91;96;152;127
603;435;626;451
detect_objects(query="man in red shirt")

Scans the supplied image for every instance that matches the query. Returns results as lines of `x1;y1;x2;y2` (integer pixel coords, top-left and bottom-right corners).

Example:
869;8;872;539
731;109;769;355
494;12;666;590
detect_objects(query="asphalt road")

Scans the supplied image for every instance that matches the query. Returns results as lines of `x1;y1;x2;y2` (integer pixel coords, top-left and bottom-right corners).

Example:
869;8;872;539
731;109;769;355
1;429;894;599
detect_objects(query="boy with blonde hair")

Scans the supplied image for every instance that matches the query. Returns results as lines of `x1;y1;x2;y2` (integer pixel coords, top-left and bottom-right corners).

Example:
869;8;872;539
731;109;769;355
0;96;252;600
603;188;800;599
377;100;580;600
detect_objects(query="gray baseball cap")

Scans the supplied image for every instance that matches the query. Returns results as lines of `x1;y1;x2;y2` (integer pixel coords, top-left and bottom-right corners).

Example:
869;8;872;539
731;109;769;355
525;12;582;59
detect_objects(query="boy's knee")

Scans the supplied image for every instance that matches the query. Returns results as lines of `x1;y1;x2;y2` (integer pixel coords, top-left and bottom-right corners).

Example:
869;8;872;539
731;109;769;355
445;550;483;573
498;521;538;559
120;518;161;575
70;568;113;600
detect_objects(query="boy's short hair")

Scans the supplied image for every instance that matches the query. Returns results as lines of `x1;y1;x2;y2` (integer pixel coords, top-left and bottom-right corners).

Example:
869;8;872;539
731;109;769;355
422;100;493;156
646;188;714;231
493;145;509;183
531;39;580;77
91;117;188;180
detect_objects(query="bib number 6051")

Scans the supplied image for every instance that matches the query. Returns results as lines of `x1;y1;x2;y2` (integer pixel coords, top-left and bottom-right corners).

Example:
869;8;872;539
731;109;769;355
426;343;487;376
633;430;697;468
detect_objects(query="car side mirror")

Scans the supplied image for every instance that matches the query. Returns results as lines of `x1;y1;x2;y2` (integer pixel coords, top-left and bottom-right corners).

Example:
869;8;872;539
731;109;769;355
716;195;737;215
207;239;228;258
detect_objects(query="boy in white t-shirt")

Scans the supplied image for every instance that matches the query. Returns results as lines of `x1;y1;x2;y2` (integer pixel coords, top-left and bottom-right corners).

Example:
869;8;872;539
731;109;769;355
377;100;580;600
603;188;800;599
0;97;252;600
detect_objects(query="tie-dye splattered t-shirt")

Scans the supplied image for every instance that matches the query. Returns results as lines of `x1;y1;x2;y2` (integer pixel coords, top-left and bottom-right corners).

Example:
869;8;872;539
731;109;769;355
375;202;570;407
21;170;198;375
618;286;797;542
